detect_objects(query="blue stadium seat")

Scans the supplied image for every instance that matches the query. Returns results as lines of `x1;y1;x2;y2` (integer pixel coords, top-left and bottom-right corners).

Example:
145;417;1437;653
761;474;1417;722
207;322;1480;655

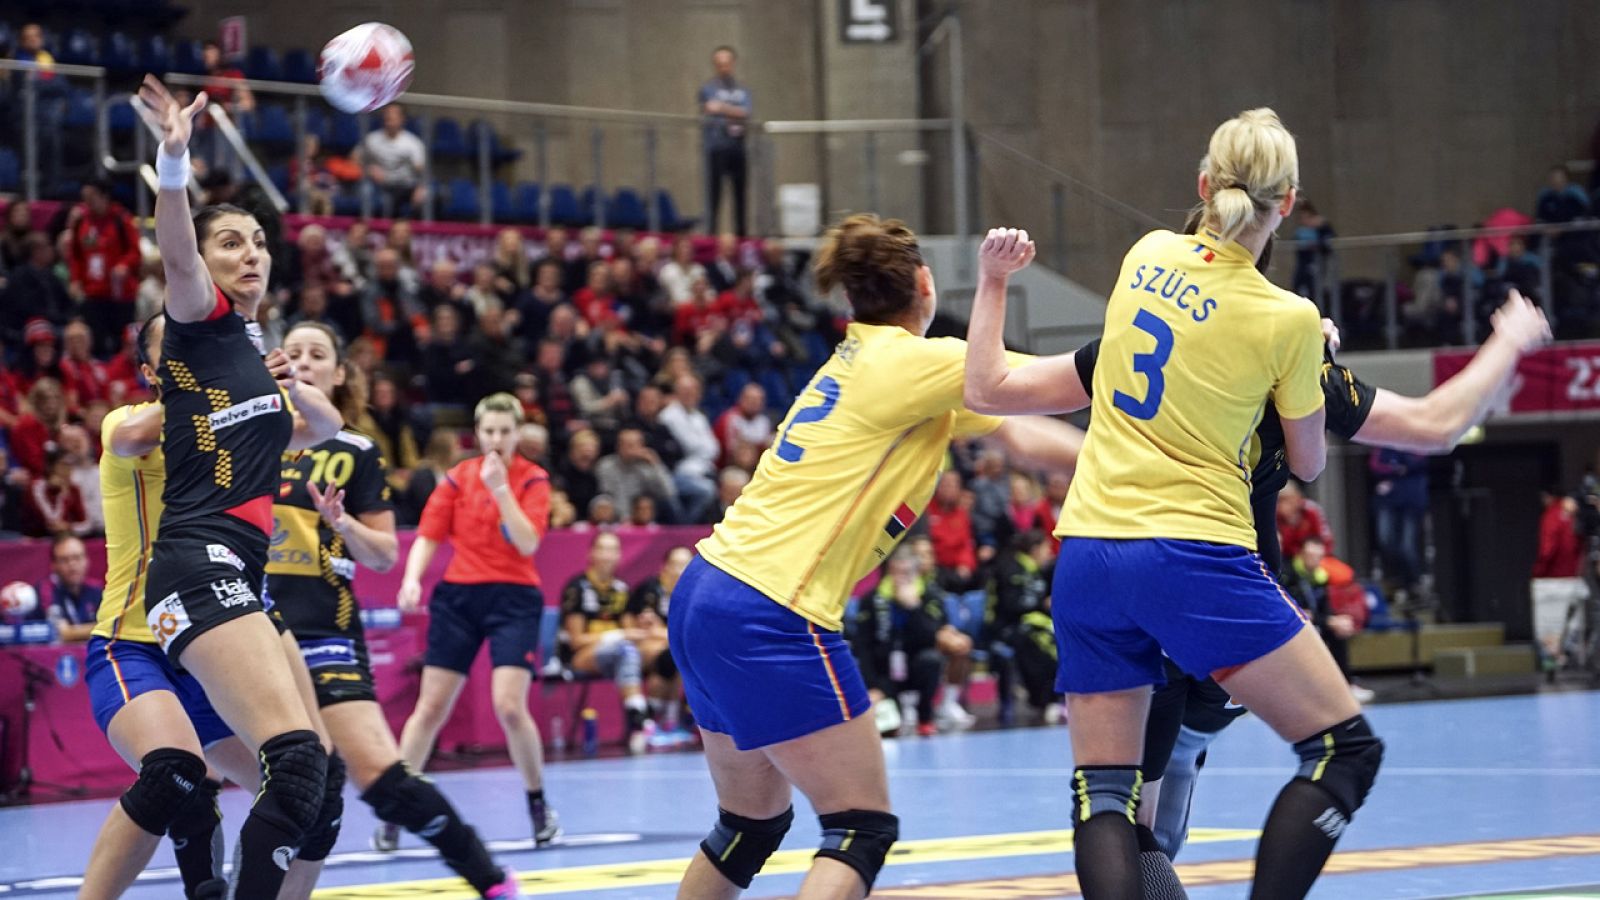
254;104;295;150
244;46;282;82
0;149;20;191
326;113;362;152
608;188;647;230
266;162;291;195
513;182;542;223
654;189;694;232
758;369;792;409
332;192;362;217
171;39;205;76
101;32;137;74
138;34;171;74
466;121;522;165
580;186;607;226
490;181;513;222
444;177;480;220
281;48;317;84
63;89;96;129
57;29;98;66
546;184;586;226
431;117;467;159
0;23;14;57
108;99;136;134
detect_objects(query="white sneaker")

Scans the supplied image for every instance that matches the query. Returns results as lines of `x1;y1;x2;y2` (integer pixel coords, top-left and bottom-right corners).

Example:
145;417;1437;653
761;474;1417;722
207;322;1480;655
1043;702;1065;725
1350;684;1376;704
371;822;400;852
873;697;903;735
936;701;976;731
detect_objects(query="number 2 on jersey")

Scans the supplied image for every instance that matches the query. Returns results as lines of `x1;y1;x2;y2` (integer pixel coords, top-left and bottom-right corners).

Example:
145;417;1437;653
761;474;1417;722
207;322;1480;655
775;376;841;463
1112;309;1174;420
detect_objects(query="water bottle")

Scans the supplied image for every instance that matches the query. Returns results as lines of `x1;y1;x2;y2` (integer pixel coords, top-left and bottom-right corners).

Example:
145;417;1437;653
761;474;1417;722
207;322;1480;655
550;715;566;753
581;707;599;757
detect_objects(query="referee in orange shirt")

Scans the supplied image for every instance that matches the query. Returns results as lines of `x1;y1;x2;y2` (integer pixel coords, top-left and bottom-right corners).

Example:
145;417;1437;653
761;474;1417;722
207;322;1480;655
382;392;562;850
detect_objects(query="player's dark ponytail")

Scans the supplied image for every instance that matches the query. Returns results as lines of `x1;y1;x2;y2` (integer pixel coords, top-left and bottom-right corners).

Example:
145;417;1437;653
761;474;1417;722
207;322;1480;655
814;213;924;326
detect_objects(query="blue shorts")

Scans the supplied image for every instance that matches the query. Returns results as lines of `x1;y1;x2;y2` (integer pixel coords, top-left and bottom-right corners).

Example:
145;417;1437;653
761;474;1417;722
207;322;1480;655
1053;537;1309;694
85;635;234;747
668;557;871;751
424;582;543;674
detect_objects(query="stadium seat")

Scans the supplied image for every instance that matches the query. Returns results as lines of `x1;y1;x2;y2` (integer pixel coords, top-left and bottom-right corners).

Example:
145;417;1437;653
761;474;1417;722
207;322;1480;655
254;104;296;150
101;32;137;74
0;23;14;57
332;192;362;217
444;177;480;220
304;106;329;142
326;113;362;152
546;184;587;226
431;117;468;159
580;186;607;226
63;89;96;130
244;46;282;82
108;99;136;134
281;48;317;84
170;39;205;76
513;182;542;223
57;29;98;66
608;188;648;230
266;162;291;195
490;181;514;222
137;34;171;74
0;149;20;191
654;189;694;232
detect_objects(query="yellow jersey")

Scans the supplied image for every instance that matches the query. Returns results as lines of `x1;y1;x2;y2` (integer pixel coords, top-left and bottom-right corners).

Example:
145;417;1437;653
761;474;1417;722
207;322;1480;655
92;403;165;642
699;322;1017;631
1058;229;1324;549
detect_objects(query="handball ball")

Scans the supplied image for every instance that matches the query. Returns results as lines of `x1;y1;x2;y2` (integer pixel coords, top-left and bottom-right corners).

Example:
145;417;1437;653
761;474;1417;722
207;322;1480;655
318;22;414;114
0;581;38;618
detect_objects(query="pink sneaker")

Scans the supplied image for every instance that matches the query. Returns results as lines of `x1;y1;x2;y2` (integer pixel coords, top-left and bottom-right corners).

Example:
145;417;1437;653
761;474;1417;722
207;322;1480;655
484;868;523;899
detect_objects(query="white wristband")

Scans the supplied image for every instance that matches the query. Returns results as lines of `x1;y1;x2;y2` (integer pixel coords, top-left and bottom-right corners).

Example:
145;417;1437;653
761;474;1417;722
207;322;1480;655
156;150;190;190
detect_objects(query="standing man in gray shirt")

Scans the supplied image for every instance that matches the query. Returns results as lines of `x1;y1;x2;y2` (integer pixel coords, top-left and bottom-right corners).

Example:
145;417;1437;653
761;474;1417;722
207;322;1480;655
698;46;752;236
359;104;428;218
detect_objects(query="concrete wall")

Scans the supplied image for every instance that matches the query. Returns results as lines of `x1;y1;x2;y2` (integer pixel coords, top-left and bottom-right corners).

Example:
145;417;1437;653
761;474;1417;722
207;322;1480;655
928;0;1600;293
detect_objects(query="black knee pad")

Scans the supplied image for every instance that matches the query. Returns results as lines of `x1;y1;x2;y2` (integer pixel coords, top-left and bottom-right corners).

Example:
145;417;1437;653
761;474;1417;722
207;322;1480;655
297;753;347;862
816;809;898;891
168;775;223;840
252;730;328;840
360;760;451;834
120;748;206;836
1292;714;1383;816
699;806;793;889
1071;765;1144;825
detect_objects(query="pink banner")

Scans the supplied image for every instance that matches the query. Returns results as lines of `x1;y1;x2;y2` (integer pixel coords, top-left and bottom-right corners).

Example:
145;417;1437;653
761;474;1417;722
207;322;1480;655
0;526;707;794
1434;340;1600;415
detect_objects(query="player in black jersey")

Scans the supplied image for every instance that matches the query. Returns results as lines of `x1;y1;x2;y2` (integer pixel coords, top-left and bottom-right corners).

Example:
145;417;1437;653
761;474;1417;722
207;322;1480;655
266;322;523;899
79;76;345;900
965;223;1550;894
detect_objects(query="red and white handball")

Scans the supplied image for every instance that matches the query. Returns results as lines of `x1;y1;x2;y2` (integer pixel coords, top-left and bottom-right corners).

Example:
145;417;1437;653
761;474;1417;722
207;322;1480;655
0;581;38;618
318;22;414;114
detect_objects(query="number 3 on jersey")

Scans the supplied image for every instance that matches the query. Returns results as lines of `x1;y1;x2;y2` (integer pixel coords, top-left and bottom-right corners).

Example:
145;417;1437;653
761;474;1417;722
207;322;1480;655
1112;309;1174;420
775;376;841;463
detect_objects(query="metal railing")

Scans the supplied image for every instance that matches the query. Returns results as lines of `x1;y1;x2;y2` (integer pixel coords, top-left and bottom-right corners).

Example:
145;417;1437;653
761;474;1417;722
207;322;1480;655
0;58;112;202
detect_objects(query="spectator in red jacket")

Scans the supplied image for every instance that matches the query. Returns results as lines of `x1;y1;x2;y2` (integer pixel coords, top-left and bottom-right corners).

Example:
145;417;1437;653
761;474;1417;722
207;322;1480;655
17;318;64;396
925;469;978;586
58;320;110;410
712;382;773;466
66;181;142;357
0;339;22;429
1534;488;1583;579
102;322;152;407
9;377;69;477
671;276;726;346
1277;478;1334;567
1008;472;1055;535
714;269;763;326
573;259;623;329
22;448;87;537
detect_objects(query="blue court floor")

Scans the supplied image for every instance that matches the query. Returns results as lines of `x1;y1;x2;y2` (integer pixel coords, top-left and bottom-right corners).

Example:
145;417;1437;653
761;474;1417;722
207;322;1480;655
3;690;1599;898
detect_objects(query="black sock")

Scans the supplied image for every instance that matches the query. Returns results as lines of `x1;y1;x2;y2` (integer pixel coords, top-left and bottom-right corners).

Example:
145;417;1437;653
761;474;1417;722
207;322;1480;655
168;778;224;899
1073;812;1142;899
362;764;502;894
230;809;303;900
526;788;545;812
1250;778;1346;900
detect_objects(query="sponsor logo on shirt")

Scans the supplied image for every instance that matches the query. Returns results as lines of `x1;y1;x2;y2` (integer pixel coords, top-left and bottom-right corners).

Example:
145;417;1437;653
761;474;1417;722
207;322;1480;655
207;394;283;432
206;543;246;571
330;557;357;581
147;592;192;652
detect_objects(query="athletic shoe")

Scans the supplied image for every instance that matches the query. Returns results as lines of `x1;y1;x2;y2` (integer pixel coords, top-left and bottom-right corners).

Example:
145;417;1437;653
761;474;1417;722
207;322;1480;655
484;868;524;898
1043;702;1065;725
194;878;227;900
936;702;976;731
873;697;903;735
532;798;562;846
371;821;401;852
916;722;937;738
1350;684;1376;705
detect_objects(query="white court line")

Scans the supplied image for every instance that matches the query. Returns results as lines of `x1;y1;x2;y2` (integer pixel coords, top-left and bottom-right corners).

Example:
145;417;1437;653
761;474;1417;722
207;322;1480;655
535;766;1600;780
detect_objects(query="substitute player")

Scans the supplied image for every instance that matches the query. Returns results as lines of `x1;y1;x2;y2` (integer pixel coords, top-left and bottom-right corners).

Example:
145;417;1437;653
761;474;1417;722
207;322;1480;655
385;392;559;850
266;322;522;898
966;109;1378;899
667;213;1080;900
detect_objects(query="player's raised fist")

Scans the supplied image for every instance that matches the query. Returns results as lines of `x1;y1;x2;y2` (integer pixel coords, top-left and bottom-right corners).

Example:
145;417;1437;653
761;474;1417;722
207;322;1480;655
978;227;1037;281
